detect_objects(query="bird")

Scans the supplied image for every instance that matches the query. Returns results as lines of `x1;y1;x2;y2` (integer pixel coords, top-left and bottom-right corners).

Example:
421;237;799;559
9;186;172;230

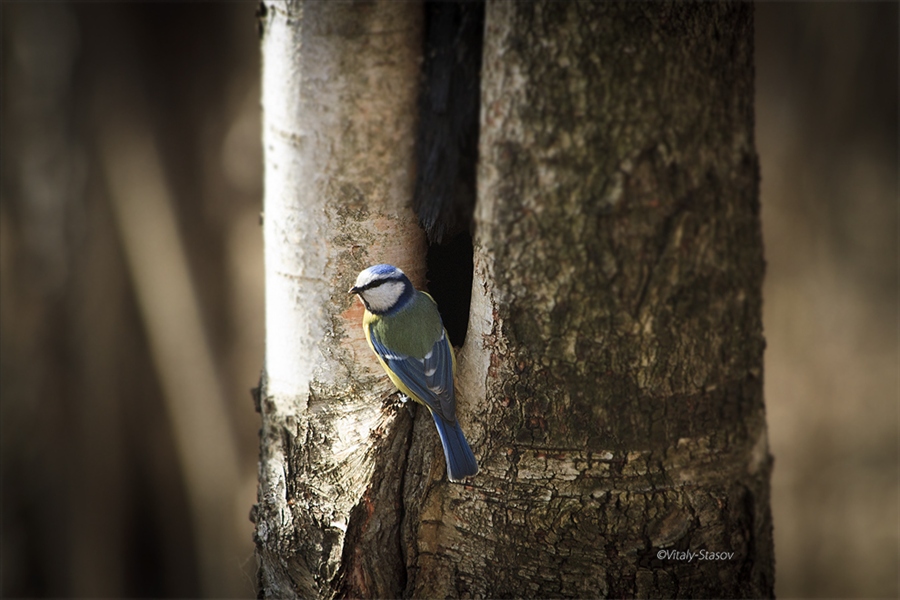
349;264;478;482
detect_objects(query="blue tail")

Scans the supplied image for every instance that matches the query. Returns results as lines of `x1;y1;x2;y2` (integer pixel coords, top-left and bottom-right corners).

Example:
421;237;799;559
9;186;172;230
430;412;478;482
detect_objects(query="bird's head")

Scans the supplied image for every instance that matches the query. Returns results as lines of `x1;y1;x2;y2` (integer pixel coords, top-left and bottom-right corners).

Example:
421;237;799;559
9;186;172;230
349;264;415;315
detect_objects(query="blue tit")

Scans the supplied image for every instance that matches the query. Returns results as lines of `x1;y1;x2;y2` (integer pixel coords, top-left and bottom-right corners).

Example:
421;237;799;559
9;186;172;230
349;264;478;482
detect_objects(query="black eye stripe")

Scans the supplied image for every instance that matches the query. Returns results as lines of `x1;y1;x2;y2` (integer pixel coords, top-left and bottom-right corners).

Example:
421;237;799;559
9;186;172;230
358;278;400;292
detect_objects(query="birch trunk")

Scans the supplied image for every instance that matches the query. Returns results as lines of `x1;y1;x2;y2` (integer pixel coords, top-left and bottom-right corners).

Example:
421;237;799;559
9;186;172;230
254;2;423;597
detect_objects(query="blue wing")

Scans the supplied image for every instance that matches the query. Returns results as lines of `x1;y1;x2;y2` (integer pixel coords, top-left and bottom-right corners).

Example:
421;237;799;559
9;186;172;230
369;325;478;481
369;326;456;422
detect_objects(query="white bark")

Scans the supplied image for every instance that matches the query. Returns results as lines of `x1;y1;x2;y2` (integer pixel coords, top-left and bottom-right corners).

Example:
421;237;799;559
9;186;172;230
257;2;423;596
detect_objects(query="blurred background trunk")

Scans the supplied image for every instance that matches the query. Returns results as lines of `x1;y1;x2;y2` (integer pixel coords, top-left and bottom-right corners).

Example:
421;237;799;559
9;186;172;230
1;3;263;597
1;2;896;598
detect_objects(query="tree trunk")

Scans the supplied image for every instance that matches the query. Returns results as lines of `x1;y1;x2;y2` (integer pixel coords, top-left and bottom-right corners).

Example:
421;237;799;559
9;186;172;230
402;2;774;597
254;1;423;597
254;1;774;598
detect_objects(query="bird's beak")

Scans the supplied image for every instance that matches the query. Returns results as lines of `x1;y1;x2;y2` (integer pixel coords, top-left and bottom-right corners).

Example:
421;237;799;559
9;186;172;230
348;286;359;295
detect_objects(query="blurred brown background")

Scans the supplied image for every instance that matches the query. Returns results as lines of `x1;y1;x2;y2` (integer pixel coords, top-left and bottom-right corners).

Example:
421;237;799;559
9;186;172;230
1;2;896;598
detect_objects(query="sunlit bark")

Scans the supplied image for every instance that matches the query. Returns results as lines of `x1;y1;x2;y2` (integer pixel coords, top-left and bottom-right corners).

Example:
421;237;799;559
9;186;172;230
254;1;423;597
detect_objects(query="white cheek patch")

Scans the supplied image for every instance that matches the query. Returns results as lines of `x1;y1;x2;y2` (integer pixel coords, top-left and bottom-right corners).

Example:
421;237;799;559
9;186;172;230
362;281;405;313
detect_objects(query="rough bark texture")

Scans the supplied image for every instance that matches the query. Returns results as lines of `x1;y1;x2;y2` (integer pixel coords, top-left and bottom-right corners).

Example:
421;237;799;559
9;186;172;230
254;2;423;598
256;1;774;598
402;2;774;597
